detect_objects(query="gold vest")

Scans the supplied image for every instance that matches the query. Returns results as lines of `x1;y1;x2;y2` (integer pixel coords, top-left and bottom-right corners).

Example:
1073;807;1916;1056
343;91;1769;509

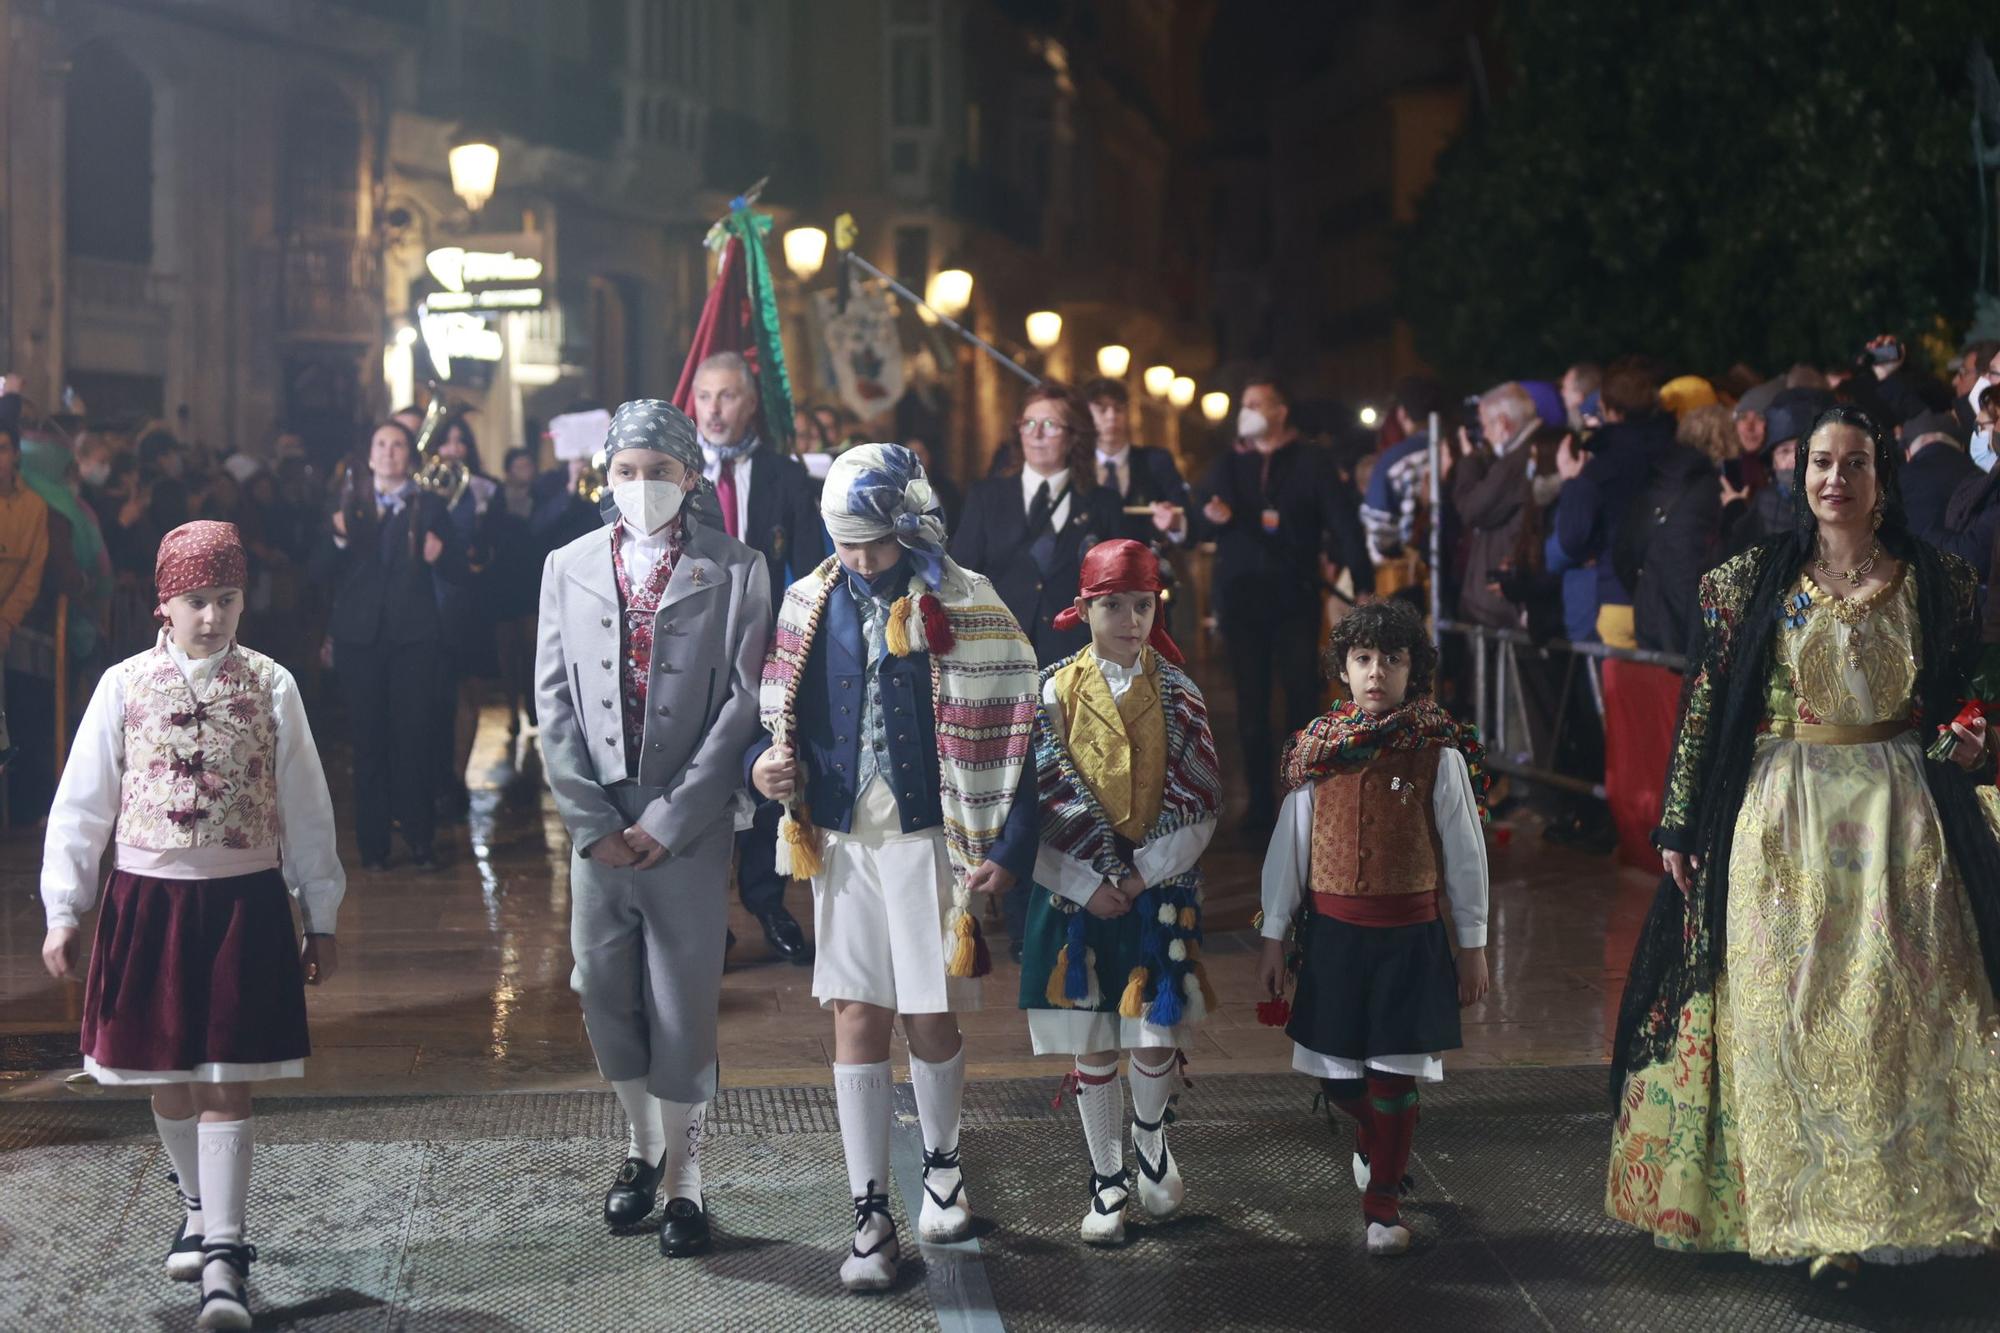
1308;747;1444;898
1052;652;1166;841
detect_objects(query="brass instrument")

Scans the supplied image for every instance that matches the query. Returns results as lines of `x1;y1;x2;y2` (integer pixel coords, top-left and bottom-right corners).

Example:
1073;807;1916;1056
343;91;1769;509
411;382;471;506
573;448;608;504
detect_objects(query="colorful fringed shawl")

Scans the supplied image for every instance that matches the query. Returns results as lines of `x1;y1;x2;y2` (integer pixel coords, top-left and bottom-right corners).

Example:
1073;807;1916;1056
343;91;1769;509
1279;698;1491;819
759;554;1038;977
1037;647;1224;1026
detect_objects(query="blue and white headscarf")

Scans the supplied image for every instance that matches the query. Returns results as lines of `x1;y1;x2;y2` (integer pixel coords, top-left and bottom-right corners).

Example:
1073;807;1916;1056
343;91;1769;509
821;443;948;586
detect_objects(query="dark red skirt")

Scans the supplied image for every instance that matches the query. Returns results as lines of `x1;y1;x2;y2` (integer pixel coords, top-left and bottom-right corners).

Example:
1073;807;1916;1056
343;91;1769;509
80;868;311;1073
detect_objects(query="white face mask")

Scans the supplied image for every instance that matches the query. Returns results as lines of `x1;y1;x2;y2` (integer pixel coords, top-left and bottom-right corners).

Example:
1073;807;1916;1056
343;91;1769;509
1237;407;1269;440
611;478;685;533
1974;429;1997;474
81;461;111;488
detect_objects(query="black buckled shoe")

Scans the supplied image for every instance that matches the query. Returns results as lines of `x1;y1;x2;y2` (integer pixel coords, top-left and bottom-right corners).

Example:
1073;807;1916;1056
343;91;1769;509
194;1241;256;1330
658;1196;712;1257
755;905;814;964
603;1154;667;1229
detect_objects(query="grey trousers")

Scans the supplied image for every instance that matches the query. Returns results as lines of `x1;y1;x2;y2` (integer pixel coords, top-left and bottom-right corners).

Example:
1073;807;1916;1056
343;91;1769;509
569;785;733;1103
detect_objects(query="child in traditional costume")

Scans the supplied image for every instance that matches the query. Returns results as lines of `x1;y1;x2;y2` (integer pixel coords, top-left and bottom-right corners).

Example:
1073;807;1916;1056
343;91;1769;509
39;520;344;1330
1017;538;1221;1245
535;398;772;1258
1257;599;1490;1256
748;443;1040;1292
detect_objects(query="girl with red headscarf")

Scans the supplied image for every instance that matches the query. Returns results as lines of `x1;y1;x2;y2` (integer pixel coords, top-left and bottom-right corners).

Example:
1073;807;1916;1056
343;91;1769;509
39;520;344;1329
1016;538;1224;1246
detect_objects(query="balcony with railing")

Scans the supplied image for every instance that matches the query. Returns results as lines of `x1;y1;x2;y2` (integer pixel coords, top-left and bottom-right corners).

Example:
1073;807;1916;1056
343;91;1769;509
67;256;178;318
266;235;380;342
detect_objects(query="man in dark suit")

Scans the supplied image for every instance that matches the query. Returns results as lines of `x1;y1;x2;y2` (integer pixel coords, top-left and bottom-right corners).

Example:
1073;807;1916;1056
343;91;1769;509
1196;372;1374;834
1899;410;1977;541
690;351;827;964
1084;377;1192;646
313;420;465;871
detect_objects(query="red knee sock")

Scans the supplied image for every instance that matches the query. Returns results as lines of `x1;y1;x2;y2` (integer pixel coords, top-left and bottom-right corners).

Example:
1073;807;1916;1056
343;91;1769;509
1362;1073;1418;1226
1318;1077;1370;1158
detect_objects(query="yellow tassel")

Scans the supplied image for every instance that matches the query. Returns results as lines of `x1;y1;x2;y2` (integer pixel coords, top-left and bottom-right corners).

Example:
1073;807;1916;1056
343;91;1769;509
1195;960;1219;1011
945;910;977;978
1045;946;1073;1008
780;808;824;879
1118;966;1149;1019
885;596;915;657
1179;907;1197;931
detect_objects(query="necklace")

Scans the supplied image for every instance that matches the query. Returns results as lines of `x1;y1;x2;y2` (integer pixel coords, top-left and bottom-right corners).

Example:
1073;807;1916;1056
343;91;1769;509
1813;539;1880;587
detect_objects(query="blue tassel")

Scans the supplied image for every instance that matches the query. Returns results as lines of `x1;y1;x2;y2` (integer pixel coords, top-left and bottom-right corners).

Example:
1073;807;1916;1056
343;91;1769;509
1062;909;1090;1004
1147;961;1185;1027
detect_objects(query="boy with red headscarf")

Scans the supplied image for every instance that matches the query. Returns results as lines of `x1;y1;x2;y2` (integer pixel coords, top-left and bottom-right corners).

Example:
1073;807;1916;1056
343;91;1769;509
40;520;344;1328
1017;538;1223;1246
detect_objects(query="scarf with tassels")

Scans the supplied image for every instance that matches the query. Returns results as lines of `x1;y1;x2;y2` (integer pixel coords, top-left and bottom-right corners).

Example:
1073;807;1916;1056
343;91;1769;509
1279;697;1491;819
1037;647;1224;1026
759;554;1039;978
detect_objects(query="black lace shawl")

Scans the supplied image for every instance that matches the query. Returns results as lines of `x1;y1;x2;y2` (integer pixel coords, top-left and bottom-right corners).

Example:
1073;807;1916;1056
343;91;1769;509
1609;405;2000;1108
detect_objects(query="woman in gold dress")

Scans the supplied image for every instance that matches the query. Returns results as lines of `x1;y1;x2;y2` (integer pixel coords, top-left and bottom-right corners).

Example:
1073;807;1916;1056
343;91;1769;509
1606;405;2000;1283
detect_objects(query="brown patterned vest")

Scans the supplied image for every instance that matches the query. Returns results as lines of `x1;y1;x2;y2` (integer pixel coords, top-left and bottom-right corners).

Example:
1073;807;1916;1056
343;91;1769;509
116;643;282;852
1308;747;1444;920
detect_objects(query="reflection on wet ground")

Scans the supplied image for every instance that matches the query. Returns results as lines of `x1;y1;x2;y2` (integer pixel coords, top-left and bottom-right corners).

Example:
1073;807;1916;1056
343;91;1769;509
1;676;1652;1098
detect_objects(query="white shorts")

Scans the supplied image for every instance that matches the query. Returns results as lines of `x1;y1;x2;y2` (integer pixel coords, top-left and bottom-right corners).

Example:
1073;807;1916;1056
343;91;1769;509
809;779;980;1015
1290;1045;1444;1083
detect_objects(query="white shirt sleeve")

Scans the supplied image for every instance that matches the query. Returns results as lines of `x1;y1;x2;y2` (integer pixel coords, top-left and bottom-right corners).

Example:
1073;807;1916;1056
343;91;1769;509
273;668;346;935
41;667;127;930
1259;783;1314;940
1135;815;1216;886
1433;748;1489;947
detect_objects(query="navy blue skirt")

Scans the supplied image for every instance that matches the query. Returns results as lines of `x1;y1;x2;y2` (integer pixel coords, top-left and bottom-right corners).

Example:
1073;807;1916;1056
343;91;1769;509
1284;913;1462;1060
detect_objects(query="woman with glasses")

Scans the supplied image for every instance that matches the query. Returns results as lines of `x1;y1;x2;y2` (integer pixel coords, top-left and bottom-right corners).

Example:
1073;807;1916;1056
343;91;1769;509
951;383;1124;666
951;383;1123;960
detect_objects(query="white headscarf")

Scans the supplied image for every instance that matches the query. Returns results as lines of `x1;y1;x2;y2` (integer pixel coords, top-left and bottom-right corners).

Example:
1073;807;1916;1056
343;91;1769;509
819;443;948;585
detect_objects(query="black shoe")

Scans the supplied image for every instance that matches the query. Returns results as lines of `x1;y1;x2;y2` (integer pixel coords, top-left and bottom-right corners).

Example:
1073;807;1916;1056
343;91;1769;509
407;846;441;873
755;906;813;965
603;1154;666;1229
658;1196;711;1256
196;1241;256;1329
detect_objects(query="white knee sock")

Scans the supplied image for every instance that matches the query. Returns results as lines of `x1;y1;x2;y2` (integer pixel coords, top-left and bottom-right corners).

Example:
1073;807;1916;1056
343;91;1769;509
833;1061;893;1201
195;1119;253;1248
908;1042;966;1157
611;1078;667;1162
1129;1051;1178;1161
659;1098;707;1202
154;1109;203;1227
1074;1059;1124;1177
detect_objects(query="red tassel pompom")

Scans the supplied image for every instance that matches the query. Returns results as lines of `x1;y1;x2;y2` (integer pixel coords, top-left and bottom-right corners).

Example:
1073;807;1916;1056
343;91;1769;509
919;594;955;655
1255;997;1292;1027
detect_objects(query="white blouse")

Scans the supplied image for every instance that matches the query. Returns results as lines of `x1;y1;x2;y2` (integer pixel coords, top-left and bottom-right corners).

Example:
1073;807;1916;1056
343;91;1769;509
1259;747;1488;947
1032;651;1218;905
41;635;346;934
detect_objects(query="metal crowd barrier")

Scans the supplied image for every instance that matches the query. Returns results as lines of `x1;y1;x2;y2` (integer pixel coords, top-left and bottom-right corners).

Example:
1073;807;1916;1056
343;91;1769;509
1436;617;1686;800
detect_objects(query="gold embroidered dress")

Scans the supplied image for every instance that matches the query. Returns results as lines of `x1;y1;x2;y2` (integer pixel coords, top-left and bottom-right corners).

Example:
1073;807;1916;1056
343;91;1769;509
1611;554;2000;1259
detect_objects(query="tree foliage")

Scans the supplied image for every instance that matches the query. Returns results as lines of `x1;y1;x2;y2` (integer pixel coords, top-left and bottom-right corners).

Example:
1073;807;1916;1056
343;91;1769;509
1399;0;2000;384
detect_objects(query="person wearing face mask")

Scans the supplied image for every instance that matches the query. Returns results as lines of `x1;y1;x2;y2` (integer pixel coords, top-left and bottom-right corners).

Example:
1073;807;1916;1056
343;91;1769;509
1920;381;2000;582
685;351;827;966
312;420;465;873
535;398;771;1260
1195;371;1375;836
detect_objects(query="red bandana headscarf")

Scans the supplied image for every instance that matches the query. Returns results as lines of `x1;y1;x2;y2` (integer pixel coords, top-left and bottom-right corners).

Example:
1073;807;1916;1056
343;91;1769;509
155;520;247;620
1051;538;1185;665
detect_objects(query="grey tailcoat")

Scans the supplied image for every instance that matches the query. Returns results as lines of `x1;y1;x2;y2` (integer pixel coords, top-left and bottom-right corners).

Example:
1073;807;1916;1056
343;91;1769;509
534;517;771;1101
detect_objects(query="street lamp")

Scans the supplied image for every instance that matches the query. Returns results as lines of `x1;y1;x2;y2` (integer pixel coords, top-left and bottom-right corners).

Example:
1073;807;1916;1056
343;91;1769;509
927;268;974;317
1096;344;1131;378
783;227;828;281
1201;391;1229;423
1359;405;1380;427
448;133;500;213
1025;310;1063;350
1168;375;1196;408
1143;365;1175;398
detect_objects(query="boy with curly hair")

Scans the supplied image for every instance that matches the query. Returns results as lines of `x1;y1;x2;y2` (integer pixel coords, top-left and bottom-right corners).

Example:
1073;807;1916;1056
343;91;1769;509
1256;599;1492;1255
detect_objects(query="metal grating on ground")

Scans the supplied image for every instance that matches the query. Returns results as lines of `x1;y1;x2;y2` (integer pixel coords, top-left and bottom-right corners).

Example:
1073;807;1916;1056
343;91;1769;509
1;1069;1995;1332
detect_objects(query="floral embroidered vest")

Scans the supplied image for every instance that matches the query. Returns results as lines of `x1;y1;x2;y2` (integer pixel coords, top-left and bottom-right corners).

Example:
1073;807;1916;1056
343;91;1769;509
611;523;682;769
116;643;282;852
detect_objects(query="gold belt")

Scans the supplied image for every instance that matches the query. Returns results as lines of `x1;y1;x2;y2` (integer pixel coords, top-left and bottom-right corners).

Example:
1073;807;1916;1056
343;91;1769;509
1764;718;1913;745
